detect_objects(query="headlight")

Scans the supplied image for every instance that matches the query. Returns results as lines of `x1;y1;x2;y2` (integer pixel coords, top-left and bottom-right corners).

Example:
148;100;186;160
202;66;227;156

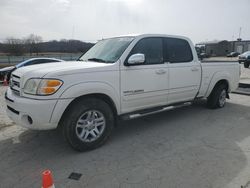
23;79;41;95
24;78;63;95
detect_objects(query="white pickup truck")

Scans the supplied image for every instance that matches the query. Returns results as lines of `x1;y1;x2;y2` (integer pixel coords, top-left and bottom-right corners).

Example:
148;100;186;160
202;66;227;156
5;34;240;151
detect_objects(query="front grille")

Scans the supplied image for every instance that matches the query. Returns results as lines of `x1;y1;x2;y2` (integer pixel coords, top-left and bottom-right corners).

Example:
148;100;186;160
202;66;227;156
10;74;21;96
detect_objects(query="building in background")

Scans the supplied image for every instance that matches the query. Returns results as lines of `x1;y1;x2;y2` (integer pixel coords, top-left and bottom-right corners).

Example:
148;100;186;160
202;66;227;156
231;40;250;54
196;39;250;57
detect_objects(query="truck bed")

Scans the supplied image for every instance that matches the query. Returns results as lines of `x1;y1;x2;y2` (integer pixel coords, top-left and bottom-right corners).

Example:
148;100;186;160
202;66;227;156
198;61;240;97
201;57;238;63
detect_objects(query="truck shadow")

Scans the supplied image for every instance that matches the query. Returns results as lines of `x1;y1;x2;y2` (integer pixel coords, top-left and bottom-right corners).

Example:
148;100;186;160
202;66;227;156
0;100;250;187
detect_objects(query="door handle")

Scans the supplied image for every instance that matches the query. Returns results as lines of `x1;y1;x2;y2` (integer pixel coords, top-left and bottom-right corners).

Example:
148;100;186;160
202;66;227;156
155;69;166;75
191;67;199;71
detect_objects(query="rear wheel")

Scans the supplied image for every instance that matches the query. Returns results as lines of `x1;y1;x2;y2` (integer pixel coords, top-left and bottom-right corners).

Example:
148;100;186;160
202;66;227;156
62;98;114;151
244;62;249;68
207;84;227;109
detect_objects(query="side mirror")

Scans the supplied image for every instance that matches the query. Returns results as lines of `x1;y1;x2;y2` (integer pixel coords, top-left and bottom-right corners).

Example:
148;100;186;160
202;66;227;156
127;53;145;65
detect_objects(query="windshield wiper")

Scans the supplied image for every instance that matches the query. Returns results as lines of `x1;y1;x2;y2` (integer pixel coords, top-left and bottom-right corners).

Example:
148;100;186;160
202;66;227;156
87;58;107;63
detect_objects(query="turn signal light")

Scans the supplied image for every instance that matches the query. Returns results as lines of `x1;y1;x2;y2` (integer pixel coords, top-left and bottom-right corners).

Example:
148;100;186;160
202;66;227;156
47;80;62;87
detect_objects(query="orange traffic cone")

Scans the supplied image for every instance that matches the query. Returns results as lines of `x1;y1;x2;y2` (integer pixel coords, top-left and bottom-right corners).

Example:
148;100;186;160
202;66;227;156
3;76;8;86
42;170;55;188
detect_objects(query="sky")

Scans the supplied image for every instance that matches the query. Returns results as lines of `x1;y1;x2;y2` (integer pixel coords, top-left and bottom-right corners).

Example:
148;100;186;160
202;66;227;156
0;0;249;44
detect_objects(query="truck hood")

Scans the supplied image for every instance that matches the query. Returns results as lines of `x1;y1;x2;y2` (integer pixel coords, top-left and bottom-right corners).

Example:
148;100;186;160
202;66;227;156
12;61;116;79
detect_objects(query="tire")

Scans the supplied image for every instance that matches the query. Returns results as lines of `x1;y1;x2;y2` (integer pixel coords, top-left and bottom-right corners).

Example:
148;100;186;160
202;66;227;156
207;84;227;109
244;62;249;68
61;98;114;151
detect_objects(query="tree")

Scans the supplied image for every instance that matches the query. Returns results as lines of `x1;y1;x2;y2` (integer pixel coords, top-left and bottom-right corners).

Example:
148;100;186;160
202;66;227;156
24;34;43;55
5;38;24;56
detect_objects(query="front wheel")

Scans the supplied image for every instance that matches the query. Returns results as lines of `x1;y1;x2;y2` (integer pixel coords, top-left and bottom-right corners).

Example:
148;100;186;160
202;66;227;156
62;98;114;151
244;62;249;68
207;84;227;109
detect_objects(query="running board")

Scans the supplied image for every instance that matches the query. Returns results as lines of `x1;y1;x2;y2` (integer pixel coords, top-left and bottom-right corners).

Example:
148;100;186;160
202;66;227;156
121;102;192;120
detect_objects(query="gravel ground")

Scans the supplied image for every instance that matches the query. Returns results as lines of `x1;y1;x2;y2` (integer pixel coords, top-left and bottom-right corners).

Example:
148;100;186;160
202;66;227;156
0;86;13;128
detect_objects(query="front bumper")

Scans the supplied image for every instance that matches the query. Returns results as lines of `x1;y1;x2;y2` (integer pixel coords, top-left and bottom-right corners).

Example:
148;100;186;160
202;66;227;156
5;87;72;130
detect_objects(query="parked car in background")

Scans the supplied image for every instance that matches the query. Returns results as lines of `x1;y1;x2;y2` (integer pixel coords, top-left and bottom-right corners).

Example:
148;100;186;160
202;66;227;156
227;52;240;57
199;52;209;59
0;66;15;82
0;58;64;82
238;51;250;68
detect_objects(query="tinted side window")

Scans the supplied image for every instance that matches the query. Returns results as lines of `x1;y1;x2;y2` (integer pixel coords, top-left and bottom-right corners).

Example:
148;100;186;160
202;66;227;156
164;38;193;63
24;59;58;66
23;60;39;66
130;38;163;64
33;59;60;65
34;59;54;64
39;59;60;64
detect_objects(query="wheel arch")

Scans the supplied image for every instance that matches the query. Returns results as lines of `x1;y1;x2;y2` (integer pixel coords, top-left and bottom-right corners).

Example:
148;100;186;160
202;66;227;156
206;78;230;98
55;82;120;129
57;93;118;129
204;70;232;98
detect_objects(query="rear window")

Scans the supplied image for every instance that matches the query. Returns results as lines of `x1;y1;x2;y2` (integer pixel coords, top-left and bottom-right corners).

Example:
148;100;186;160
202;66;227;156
164;38;193;63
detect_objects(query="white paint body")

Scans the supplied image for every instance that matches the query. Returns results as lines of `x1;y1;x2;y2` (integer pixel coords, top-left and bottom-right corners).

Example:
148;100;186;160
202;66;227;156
5;34;240;130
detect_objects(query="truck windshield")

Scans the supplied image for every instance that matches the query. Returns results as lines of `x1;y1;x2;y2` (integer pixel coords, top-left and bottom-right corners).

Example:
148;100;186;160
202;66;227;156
78;37;134;63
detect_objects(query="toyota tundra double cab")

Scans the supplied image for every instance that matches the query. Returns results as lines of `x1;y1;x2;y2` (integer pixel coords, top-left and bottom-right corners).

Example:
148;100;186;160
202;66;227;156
5;34;240;151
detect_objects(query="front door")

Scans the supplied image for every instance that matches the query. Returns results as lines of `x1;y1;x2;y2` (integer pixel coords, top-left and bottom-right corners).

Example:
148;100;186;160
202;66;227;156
120;37;169;113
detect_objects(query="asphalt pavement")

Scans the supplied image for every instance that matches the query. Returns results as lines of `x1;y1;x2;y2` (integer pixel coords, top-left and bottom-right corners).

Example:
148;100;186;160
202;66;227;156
0;93;250;187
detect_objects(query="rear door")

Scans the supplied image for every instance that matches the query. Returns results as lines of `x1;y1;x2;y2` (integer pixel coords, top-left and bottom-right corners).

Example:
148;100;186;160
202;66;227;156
120;37;169;113
164;37;201;104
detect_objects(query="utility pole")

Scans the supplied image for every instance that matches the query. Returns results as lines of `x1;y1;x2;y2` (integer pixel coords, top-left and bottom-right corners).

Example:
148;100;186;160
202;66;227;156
72;25;75;40
70;25;75;59
238;27;242;39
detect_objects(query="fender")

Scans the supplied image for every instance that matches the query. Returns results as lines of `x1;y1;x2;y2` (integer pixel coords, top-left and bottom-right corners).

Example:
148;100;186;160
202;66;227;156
49;81;121;126
59;81;121;114
204;71;231;98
